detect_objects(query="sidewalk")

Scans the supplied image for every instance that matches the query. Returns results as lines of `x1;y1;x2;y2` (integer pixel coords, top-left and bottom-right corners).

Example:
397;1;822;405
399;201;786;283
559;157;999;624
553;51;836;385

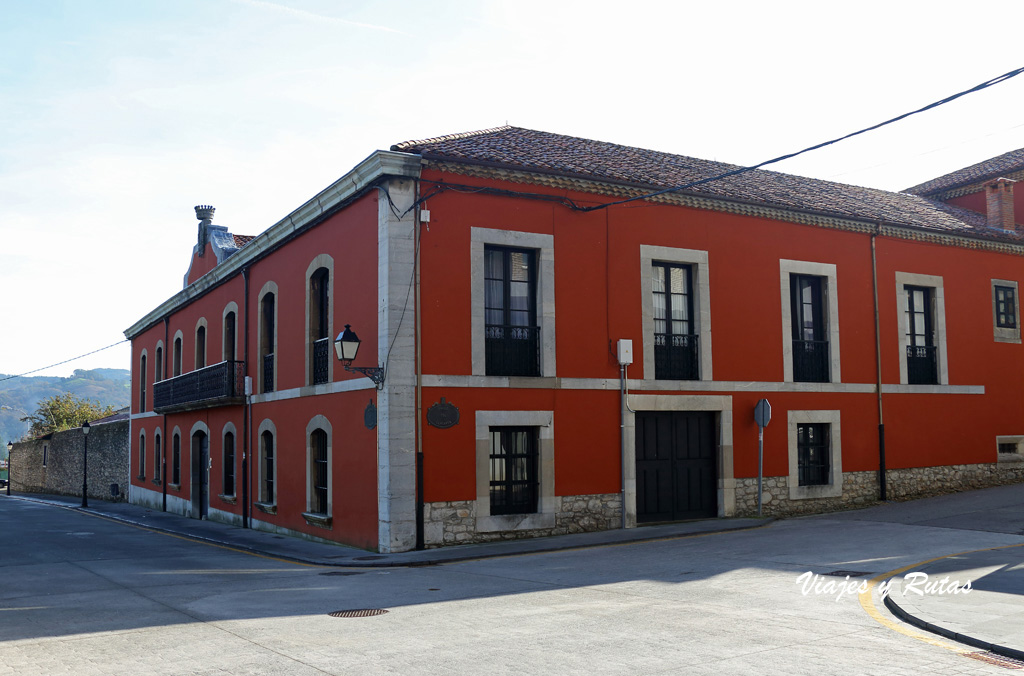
5;491;769;567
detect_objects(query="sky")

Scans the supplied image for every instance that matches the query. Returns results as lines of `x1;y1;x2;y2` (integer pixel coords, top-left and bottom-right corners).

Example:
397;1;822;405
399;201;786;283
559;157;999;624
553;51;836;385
3;0;1024;378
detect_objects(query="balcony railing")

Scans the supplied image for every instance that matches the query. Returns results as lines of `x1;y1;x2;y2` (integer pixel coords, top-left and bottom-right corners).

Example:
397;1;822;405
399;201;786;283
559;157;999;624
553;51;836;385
654;333;699;380
485;325;540;377
906;344;938;385
792;339;830;383
312;338;330;385
153;360;245;413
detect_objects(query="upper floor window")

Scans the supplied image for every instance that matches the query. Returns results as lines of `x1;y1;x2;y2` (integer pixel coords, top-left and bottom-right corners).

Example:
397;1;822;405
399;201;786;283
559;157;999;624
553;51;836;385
173;335;183;377
995;285;1017;329
484;245;539;377
905;285;937;385
652;262;698;380
261;292;276;393
790;274;829;383
139;354;148;411
224;311;237;362
195;324;207;370
155;345;163;382
310;267;331;385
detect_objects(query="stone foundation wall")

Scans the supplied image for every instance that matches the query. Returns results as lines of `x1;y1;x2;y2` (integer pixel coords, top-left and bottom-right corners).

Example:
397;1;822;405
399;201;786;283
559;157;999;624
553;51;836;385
733;461;1024;517
424;493;621;547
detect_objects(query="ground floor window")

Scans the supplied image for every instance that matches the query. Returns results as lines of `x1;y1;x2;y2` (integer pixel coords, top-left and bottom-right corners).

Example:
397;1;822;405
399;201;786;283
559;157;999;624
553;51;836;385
172;433;181;485
489;426;538;515
154;433;161;482
138;434;146;479
261;431;275;504
797;423;830;486
310;429;328;514
787;410;842;500
223;432;235;496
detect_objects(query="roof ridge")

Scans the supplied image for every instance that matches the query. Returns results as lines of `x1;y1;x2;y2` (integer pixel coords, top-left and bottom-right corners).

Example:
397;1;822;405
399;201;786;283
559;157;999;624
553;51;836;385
391;125;515;152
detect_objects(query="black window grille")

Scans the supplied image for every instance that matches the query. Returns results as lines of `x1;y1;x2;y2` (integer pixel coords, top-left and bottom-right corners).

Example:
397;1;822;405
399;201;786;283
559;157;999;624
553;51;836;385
138;434;146;479
995;285;1017;329
653;263;699;379
998;442;1018;454
485;246;540;377
489;426;539;515
311;268;330;385
797;423;830;486
261;431;275;504
791;274;829;382
172;434;181;485
311;429;328;514
154;434;161;482
905;285;937;385
223;432;235;496
139;354;147;411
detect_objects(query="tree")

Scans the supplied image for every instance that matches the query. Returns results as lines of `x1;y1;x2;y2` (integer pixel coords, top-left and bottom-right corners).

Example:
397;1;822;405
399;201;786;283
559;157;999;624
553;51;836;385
21;393;114;438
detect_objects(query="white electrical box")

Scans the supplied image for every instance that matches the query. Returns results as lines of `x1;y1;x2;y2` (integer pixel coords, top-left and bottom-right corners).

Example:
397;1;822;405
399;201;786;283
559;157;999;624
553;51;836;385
244;376;253;396
420;209;431;222
617;339;633;366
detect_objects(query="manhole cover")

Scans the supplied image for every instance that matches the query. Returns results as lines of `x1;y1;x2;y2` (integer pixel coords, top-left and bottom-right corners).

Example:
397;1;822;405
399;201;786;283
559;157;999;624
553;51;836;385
823;570;873;577
328;609;388;618
354;555;386;561
319;571;365;576
964;651;1024;669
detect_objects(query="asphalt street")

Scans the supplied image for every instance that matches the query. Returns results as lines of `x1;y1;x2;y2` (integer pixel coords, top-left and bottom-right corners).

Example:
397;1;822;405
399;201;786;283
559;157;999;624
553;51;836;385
1;485;1023;675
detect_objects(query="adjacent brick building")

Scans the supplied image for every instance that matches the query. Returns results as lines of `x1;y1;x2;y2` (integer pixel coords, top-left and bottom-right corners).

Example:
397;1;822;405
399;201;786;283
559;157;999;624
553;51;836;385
125;127;1024;553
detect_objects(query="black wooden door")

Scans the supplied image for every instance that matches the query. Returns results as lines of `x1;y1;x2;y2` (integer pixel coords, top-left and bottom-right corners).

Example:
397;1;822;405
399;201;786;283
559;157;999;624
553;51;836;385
636;411;717;522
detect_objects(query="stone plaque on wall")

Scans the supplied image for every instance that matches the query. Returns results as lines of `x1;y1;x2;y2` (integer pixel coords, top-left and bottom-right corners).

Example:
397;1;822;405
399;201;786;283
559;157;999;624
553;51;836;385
427;398;460;429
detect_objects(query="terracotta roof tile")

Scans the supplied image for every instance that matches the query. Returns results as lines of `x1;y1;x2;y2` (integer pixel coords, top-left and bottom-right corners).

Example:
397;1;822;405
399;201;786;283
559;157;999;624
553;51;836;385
233;234;255;248
393;126;1015;240
905;148;1024;196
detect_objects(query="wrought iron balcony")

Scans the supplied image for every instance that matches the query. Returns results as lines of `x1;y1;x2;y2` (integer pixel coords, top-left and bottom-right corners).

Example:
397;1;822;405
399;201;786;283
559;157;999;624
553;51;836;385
792;339;830;383
654;333;699;380
485;325;541;377
153;360;245;413
906;344;938;385
312;338;330;385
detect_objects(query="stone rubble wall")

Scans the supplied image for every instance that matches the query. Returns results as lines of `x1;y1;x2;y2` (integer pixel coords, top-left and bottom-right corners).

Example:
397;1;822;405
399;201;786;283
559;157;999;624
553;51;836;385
424;493;621;547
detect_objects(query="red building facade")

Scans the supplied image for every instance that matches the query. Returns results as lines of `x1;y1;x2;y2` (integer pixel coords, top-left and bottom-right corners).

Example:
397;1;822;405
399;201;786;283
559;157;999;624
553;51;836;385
126;128;1024;552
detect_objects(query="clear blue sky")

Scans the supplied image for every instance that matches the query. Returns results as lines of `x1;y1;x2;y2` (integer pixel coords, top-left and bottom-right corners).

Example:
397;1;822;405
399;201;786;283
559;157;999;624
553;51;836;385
3;0;1024;377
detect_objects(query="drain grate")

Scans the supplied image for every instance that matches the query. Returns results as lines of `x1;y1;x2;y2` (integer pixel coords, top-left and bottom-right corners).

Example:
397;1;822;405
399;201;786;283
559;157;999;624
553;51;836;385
964;651;1024;669
328;609;389;618
823;570;873;577
319;571;365;576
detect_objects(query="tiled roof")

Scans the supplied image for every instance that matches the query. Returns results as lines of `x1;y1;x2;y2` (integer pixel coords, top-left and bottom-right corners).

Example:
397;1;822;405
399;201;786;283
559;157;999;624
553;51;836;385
392;126;1013;240
233;234;255;248
905;148;1024;197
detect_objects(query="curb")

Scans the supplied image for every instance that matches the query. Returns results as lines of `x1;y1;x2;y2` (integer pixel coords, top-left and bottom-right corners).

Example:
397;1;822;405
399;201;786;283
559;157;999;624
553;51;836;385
884;590;1024;661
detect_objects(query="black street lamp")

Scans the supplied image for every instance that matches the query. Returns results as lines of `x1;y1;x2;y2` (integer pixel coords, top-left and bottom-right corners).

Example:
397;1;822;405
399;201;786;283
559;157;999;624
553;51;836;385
81;420;91;508
6;440;11;497
334;324;385;388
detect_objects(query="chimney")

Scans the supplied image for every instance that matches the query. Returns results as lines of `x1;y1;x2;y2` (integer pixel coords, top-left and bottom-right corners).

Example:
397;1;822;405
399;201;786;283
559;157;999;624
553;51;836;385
194;205;215;254
985;179;1016;232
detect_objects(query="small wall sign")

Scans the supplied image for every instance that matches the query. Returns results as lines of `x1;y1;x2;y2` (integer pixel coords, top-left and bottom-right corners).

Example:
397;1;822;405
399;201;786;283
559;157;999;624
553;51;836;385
427;398;460;429
364;400;377;430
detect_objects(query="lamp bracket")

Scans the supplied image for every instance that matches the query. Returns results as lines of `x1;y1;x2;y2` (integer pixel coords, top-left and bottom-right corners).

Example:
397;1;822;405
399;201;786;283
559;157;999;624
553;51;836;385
345;364;385;389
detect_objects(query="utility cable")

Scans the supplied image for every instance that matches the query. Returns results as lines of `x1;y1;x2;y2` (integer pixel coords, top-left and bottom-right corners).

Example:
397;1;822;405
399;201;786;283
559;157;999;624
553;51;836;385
0;340;129;383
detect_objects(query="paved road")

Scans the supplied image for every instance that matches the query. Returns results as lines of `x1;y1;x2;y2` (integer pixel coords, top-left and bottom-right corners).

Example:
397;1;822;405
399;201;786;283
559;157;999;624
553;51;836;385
2;488;1024;675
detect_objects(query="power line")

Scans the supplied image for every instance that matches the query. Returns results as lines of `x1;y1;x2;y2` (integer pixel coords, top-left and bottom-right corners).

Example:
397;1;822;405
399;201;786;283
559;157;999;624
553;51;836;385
0;340;129;383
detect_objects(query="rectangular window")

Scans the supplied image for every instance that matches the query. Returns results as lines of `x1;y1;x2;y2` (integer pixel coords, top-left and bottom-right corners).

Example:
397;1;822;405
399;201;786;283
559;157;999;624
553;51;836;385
905;285;938;385
653;262;699;380
485;246;539;376
995;285;1017;329
797;423;830;487
223;433;235;496
311;429;328;514
489;426;539;515
790;274;829;382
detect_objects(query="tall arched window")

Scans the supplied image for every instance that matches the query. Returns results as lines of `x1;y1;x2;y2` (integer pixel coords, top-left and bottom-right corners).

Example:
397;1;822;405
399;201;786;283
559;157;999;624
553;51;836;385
309;267;330;385
195;324;207;369
154;432;162;482
224;311;237;362
172;433;181;485
260;430;275;503
260;293;276;393
139;353;147;411
138;431;146;479
173;335;183;377
155;345;163;382
223;431;235;496
310;428;328;514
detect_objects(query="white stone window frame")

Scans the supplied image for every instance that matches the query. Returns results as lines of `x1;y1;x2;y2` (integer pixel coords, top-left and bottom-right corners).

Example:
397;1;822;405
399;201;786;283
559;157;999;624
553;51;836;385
305;415;333;517
895;272;949;385
640;246;713;381
996;435;1024;464
992;279;1021;344
257;281;279;393
787;410;842;500
305;255;335;387
470;228;556;377
475;410;555;532
194;317;209;370
257;419;278;507
222;302;239;362
779;260;841;383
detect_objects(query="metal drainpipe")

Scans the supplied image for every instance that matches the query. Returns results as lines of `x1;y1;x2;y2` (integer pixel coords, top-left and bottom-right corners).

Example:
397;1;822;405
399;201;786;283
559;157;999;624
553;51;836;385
871;227;887;501
620;363;627;529
414;182;425;551
242;266;251;529
162;317;169;513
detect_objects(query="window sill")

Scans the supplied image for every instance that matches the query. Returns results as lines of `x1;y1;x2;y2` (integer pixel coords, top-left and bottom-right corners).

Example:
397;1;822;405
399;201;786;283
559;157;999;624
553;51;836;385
219;494;237;505
168;483;181;491
478;513;555;533
788;483;842;500
997;453;1024;465
255;501;277;515
152;478;162;486
302;512;332;529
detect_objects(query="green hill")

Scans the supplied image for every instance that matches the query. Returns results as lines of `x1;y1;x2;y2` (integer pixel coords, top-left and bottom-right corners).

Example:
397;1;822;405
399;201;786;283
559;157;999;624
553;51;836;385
0;368;130;448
